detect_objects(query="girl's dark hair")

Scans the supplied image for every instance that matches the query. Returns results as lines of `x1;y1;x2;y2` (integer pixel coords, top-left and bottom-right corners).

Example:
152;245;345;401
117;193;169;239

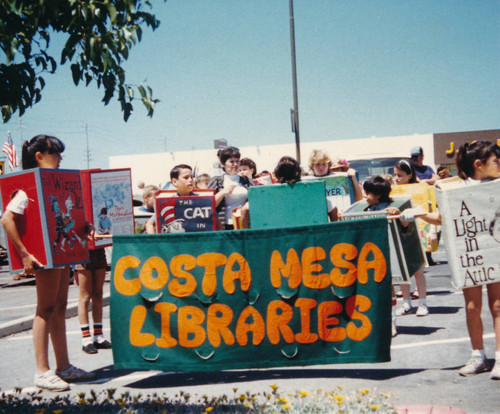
239;158;257;178
456;140;500;179
363;176;392;203
274;156;301;184
22;135;65;170
217;146;240;167
394;159;417;183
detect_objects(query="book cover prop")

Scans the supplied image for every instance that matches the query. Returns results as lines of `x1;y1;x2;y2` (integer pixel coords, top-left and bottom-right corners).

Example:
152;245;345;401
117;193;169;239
302;173;355;214
155;194;217;233
248;181;328;230
435;179;500;289
342;196;427;284
390;183;438;253
0;169;89;272
81;168;134;249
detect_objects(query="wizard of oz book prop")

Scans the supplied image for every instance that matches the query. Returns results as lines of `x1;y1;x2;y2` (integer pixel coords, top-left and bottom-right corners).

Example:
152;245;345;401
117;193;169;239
110;218;391;371
390;183;438;253
248;181;328;229
81;168;134;249
0;169;89;271
342;197;426;284
435;179;500;289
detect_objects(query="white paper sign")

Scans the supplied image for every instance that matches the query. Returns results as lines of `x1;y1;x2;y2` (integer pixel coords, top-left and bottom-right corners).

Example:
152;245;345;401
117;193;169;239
436;179;500;289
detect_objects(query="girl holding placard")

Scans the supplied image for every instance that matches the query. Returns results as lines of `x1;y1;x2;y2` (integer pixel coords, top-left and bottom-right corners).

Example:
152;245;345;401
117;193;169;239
1;135;95;391
401;140;500;379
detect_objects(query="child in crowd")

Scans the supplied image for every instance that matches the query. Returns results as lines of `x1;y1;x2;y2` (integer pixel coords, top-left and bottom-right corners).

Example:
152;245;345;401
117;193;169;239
238;158;257;180
363;176;410;337
139;185;159;213
194;173;211;190
146;164;195;233
1;135;95;391
393;159;430;317
401;140;500;379
274;156;302;184
75;224;111;354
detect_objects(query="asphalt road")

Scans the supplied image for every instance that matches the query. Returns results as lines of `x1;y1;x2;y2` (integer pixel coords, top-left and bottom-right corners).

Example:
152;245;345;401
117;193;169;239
0;247;498;413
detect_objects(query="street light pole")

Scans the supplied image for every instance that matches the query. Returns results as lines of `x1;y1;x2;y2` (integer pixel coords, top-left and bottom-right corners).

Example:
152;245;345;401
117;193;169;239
289;0;301;164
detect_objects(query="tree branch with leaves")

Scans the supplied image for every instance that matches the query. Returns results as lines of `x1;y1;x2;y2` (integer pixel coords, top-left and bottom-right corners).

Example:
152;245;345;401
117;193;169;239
0;0;165;123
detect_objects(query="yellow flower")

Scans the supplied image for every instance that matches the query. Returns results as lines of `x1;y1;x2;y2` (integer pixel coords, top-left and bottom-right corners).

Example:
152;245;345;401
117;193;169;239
335;396;345;403
204;408;214;412
270;384;279;391
297;390;309;397
370;404;380;410
360;388;370;395
277;397;288;403
282;404;291;410
52;411;64;414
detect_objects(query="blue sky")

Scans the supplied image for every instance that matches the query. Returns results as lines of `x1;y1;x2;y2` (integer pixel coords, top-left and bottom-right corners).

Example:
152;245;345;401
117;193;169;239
2;0;499;170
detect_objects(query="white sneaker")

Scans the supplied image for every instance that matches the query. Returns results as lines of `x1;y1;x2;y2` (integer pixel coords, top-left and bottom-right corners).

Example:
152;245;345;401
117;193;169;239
55;365;96;383
491;362;500;380
395;303;412;316
459;356;489;376
416;304;429;317
34;370;70;391
391;318;398;337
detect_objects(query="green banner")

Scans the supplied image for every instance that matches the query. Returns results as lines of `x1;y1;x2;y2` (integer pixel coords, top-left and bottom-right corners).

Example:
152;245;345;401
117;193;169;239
110;218;391;371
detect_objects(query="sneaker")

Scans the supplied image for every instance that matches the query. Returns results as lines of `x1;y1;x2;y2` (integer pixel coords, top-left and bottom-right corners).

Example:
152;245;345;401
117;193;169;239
34;370;70;392
459;357;489;376
416;304;429;317
491;362;500;380
82;343;98;354
55;365;96;383
395;303;412;316
93;339;112;349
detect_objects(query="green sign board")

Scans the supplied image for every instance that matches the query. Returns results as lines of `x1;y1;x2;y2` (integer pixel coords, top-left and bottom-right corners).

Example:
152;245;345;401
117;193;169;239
110;218;391;372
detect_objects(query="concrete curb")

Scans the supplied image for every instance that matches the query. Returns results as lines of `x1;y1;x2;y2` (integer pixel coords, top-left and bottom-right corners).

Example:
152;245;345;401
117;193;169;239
0;293;110;338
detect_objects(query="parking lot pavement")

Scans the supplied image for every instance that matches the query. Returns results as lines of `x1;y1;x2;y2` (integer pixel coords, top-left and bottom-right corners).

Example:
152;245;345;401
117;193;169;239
0;249;499;413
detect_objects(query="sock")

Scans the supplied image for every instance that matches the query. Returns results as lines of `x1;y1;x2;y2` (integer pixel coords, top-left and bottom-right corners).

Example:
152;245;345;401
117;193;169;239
495;351;500;362
472;349;486;360
403;299;411;308
93;323;104;343
81;325;92;345
419;298;427;307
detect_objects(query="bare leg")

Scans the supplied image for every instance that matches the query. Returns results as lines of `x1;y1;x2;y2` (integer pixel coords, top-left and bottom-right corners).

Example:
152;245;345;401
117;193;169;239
486;282;500;352
91;268;106;324
33;267;70;374
77;269;92;327
463;285;484;350
414;267;426;299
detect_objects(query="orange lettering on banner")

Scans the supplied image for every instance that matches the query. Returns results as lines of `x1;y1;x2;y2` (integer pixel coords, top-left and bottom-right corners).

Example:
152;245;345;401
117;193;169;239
169;254;197;297
114;256;141;295
302;247;330;289
318;301;346;342
178;306;206;348
266;301;294;345
129;305;155;346
346;295;372;341
154;302;178;348
330;243;357;287
223;253;251;294
357;242;387;283
235;306;265;346
270;249;302;289
197;253;227;296
294;298;318;343
207;303;235;347
139;256;169;290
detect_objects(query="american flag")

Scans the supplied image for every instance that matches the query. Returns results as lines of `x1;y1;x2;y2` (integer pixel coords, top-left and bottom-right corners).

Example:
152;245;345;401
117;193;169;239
2;131;18;170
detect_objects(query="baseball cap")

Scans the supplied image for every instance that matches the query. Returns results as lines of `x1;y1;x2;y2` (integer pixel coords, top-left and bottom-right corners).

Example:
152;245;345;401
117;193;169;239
410;146;423;157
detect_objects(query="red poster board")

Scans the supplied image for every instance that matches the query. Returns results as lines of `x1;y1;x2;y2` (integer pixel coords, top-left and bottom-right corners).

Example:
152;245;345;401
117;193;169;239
0;169;89;272
81;168;134;249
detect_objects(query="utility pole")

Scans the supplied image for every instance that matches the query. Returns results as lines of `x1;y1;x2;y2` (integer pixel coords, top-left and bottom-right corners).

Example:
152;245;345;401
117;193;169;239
289;0;301;164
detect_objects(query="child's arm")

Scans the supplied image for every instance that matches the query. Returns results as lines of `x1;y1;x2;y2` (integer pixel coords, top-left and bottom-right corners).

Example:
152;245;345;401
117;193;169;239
145;217;156;234
348;168;363;202
399;208;442;225
1;211;43;273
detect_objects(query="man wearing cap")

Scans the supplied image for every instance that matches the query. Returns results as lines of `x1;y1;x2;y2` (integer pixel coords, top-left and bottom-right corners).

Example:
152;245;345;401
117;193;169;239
410;146;439;185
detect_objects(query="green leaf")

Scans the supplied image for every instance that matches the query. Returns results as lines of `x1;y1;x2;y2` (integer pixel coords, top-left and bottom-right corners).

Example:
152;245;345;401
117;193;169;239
70;63;81;85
